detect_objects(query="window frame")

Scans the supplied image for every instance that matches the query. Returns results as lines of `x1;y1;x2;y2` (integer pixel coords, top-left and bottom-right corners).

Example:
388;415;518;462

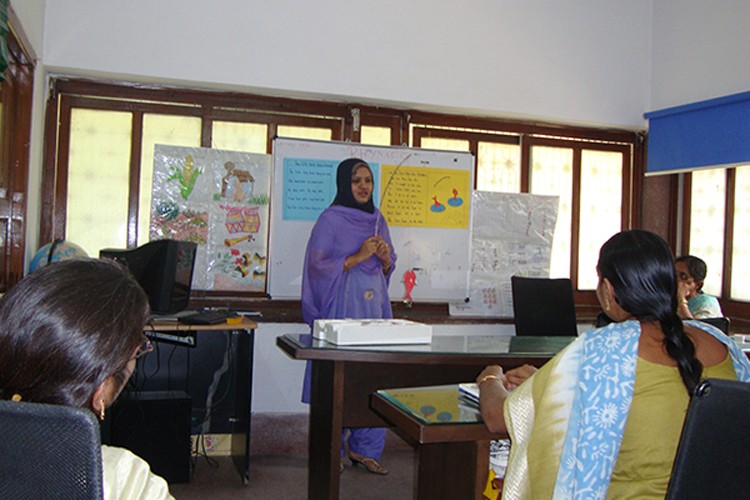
41;77;644;305
680;167;750;320
0;20;34;292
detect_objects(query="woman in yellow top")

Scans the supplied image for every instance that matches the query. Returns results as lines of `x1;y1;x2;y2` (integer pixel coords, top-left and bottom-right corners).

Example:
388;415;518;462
477;230;750;499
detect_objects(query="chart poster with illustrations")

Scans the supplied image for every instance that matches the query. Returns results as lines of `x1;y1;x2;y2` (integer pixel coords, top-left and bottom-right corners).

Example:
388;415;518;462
449;191;558;317
269;138;474;302
150;145;271;292
379;165;471;229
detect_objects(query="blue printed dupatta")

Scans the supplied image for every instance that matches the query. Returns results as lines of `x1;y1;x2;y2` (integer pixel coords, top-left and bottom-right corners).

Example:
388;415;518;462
502;320;750;500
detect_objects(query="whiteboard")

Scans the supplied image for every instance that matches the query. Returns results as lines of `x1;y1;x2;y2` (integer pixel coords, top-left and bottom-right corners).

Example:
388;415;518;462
268;138;474;302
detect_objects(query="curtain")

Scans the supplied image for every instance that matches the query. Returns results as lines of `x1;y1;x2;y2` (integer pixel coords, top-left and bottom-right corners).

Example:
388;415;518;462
0;0;9;80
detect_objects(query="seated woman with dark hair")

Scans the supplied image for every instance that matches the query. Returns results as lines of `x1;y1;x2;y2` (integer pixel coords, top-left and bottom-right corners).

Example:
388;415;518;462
675;254;723;319
477;230;750;499
0;259;173;499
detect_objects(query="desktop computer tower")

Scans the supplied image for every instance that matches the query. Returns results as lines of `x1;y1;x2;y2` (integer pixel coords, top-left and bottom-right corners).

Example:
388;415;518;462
107;390;192;484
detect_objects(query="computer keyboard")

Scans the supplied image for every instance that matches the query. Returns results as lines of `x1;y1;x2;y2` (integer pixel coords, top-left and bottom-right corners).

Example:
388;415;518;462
178;310;237;325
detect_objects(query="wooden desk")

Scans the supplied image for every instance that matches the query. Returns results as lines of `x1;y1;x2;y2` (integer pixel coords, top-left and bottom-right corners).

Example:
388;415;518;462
146;318;257;484
371;385;503;500
276;334;573;499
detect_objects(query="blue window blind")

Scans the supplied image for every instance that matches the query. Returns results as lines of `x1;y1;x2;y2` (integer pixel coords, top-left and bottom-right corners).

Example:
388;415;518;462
644;90;750;174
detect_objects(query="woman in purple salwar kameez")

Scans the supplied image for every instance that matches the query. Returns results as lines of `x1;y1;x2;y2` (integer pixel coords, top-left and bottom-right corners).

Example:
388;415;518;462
301;158;396;475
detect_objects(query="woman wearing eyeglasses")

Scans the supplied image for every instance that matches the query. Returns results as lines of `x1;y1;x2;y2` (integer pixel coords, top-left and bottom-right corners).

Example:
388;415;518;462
0;258;172;499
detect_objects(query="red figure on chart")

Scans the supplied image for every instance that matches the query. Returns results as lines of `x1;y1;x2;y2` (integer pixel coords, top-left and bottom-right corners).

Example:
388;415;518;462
403;268;417;305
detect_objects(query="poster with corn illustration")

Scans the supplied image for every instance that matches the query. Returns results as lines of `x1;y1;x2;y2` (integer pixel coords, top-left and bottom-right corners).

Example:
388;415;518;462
151;145;271;291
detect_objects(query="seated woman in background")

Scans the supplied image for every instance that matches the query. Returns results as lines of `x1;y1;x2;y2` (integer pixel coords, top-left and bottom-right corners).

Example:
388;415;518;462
676;255;723;319
0;259;173;500
477;230;750;499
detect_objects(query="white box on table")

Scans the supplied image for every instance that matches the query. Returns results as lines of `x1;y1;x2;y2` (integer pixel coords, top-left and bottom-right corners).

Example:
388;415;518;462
313;318;432;345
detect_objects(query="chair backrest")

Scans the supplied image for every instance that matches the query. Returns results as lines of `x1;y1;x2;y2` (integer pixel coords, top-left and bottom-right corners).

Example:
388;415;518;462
665;378;750;499
697;316;730;335
511;276;578;336
0;399;103;499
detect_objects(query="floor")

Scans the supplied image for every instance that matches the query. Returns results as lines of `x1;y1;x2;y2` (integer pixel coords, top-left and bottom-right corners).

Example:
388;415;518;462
169;449;414;499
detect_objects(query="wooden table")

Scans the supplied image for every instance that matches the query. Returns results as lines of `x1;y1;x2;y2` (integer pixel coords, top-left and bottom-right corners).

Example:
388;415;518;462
276;334;573;499
146;318;257;484
372;385;503;500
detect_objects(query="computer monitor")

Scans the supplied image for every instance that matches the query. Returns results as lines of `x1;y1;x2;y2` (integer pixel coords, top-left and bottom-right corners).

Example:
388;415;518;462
99;239;198;315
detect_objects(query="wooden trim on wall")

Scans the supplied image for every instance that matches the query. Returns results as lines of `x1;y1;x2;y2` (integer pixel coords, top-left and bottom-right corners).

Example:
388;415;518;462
723;168;736;300
41;76;647;312
128;112;143;248
39;82;59;246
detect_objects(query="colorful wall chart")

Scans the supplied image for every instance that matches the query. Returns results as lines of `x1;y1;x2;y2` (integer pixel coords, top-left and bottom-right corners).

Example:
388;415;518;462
151;145;272;292
380;166;470;229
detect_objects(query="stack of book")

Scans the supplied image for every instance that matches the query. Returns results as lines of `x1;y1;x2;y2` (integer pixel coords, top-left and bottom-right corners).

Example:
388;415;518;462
458;382;481;413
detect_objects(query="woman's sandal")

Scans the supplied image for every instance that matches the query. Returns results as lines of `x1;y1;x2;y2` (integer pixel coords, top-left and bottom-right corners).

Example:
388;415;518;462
348;453;389;475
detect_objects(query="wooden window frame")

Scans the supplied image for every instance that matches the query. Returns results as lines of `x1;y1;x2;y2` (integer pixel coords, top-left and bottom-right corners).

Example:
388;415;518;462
41;77;644;308
681;168;750;320
0;20;33;292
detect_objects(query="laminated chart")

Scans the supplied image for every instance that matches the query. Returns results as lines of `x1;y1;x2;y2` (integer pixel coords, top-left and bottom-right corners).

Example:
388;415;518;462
379;166;470;229
151;145;271;292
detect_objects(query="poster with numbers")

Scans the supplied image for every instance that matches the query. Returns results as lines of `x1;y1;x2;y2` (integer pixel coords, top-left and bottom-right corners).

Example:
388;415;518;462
449;191;558;317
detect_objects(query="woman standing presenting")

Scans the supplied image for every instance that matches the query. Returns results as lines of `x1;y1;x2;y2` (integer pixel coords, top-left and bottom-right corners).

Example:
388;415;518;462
301;158;396;475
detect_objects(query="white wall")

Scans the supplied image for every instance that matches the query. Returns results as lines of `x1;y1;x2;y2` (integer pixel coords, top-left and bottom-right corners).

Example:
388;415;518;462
9;0;44;57
40;0;651;129
650;0;750;111
252;323;310;413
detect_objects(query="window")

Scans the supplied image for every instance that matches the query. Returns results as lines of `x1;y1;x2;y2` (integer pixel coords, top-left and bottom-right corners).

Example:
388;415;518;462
477;142;521;193
578;149;624;288
66;108;133;253
683;164;750;313
43;79;640;302
731;166;750;301
412;124;633;296
529;145;574;279
360;125;392;146
687;168;726;297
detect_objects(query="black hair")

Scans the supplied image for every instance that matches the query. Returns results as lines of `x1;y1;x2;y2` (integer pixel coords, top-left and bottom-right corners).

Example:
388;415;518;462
598;230;702;394
330;158;375;213
0;258;149;410
675;255;708;293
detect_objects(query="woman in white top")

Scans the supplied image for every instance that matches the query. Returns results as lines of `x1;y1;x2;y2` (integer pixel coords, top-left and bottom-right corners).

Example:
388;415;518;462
0;259;172;499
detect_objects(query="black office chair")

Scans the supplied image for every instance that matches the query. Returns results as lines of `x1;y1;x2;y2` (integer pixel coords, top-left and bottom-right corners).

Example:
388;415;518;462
665;378;750;499
511;276;578;336
697;316;730;335
0;399;103;499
